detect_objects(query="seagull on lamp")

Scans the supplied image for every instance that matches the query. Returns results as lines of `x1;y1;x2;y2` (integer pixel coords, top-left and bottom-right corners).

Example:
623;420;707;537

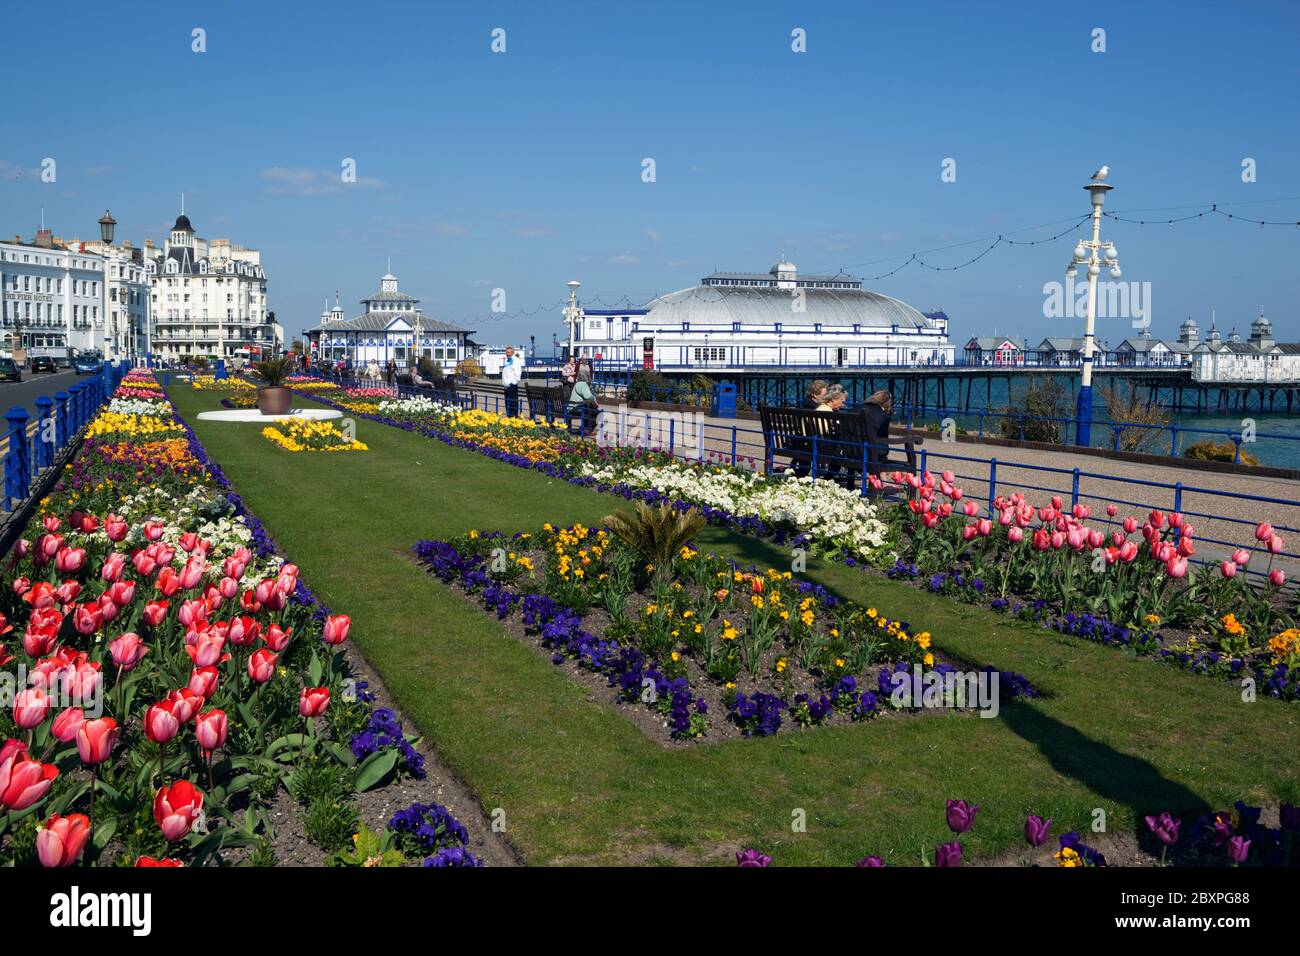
1090;165;1110;182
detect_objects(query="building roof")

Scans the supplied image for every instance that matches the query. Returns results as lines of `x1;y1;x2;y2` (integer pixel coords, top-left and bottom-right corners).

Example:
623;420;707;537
309;312;472;334
363;290;420;305
1115;337;1168;352
643;284;939;330
965;336;1023;350
172;214;194;233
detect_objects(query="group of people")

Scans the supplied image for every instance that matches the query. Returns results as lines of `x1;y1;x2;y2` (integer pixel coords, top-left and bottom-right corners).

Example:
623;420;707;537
792;379;895;485
559;356;599;432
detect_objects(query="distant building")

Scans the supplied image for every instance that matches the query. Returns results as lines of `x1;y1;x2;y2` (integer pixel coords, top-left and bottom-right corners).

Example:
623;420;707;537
1191;312;1300;382
1031;336;1112;367
0;228;106;358
571;259;953;368
963;336;1024;366
146;212;274;361
304;270;473;371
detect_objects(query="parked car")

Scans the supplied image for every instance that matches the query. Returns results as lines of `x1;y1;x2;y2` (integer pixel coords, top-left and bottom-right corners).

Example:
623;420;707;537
74;354;102;375
30;356;55;373
0;358;21;383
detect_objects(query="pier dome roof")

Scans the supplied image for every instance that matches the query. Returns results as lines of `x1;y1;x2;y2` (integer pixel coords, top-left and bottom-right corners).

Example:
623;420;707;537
641;283;936;330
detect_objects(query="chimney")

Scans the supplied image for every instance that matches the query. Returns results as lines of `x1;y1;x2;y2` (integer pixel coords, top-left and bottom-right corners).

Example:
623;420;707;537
34;228;53;248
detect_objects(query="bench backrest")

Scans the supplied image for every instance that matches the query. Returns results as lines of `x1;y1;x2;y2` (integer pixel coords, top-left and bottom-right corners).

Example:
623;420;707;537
524;383;567;422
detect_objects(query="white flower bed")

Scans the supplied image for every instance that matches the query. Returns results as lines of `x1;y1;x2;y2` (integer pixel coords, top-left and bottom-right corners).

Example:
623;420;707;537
107;397;172;417
577;460;892;562
376;396;452;418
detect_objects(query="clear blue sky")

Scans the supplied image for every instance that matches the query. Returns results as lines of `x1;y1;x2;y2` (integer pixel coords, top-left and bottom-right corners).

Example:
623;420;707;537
3;0;1297;350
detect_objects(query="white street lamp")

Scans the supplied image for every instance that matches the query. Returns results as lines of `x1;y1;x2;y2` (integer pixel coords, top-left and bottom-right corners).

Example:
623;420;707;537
563;280;582;360
1066;168;1121;447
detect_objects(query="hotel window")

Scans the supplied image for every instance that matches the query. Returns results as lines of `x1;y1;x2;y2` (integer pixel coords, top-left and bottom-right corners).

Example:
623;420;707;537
693;347;725;362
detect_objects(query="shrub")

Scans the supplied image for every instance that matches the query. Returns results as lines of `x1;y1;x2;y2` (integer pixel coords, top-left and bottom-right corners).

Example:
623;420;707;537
1100;383;1170;453
1184;440;1259;466
303;799;359;853
455;357;484;379
418;356;443;380
603;501;706;579
998;376;1070;443
254;355;293;386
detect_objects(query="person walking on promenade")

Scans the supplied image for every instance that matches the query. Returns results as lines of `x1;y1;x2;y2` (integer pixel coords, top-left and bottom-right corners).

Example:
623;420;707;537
501;345;522;418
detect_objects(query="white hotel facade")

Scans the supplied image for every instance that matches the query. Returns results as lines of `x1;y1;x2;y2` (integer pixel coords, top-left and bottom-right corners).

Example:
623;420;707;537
0;229;109;357
569;260;954;369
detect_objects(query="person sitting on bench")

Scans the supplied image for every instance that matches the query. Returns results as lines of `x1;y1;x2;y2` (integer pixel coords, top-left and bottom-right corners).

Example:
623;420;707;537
566;378;599;434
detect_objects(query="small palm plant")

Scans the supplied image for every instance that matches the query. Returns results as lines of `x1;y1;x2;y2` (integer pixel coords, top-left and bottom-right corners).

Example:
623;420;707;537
602;502;705;579
254;355;293;387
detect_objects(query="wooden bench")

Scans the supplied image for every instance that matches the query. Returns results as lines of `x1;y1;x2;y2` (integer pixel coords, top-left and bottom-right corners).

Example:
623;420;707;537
524;383;567;423
758;405;923;494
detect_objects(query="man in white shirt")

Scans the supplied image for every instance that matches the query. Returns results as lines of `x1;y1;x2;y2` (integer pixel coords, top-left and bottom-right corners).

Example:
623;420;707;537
501;346;522;418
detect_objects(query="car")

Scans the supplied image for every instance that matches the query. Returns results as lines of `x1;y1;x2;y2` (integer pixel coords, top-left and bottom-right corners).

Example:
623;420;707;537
73;354;102;375
30;356;55;374
0;358;21;383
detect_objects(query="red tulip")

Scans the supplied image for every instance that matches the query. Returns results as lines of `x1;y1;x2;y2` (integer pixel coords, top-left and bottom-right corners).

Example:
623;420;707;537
167;689;204;725
22;608;63;658
1149;510;1165;529
961;524;977;541
100;552;126;583
1232;548;1250;566
263;623;292;652
228;616;260;648
1270;569;1286;587
154;780;204;841
1122;517;1138;534
107;632;147;671
248;648;277;684
156;567;183;597
135;856;185;867
104;514;129;542
1220;561;1237;579
36;813;91;867
22;581;57;610
179;556;206;590
0;745;59;811
144;699;181;744
188;666;219;699
13;688;51;729
55;547;87;574
51;707;85;743
322;614;351;646
185;632;227;668
1166;556;1189;579
143;520;166;541
43;515;61;533
194;710;228;755
73;602;103;636
299;687;330;718
1007;526;1024;543
67;658;101;706
76;717;120;766
178;532;199;553
142;600;170;627
12;576;31;597
177;599;207;628
1255;522;1272;542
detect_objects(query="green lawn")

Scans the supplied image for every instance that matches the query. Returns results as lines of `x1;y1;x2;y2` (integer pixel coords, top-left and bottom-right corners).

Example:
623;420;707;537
169;385;1300;865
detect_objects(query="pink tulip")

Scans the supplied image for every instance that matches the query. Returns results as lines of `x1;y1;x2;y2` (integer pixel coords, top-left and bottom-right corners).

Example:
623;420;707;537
1008;526;1024;543
977;519;992;537
1270;569;1286;587
75;717;119;766
322;614;351;646
100;552;126;583
194;710;228;756
13;688;51;730
1106;503;1118;518
1232;548;1250;567
143;520;166;542
1255;522;1272;542
247;648;277;684
108;632;148;671
188;666;219;700
962;501;979;518
299;687;330;718
0;745;59;811
1166;556;1189;579
1220;561;1237;579
36;813;91;867
143;700;181;745
263;623;292;652
1268;535;1285;555
154;780;204;841
51;707;85;743
104;515;128;542
961;525;977;541
1123;517;1138;534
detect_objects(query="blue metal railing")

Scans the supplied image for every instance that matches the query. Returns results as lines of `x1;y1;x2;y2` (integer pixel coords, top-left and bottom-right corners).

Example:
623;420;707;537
2;361;127;512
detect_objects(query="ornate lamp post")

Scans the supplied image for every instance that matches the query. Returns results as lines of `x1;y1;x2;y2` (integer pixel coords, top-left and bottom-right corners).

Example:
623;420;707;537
562;280;582;360
1066;168;1121;447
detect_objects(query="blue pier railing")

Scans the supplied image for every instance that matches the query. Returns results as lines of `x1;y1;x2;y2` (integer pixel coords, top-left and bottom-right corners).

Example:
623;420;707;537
2;361;128;514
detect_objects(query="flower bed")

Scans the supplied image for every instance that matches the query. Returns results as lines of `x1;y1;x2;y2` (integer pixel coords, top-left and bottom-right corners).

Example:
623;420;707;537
262;418;368;453
296;388;897;564
414;518;1035;742
0;370;454;867
879;471;1299;698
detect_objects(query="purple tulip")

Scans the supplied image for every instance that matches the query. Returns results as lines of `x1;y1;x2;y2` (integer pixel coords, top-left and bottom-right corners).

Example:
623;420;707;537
854;855;885;867
1024;814;1052;847
946;799;980;834
1210;813;1234;848
735;848;772;868
935;841;962;867
1226;836;1251;865
1280;803;1300;832
1145;812;1181;847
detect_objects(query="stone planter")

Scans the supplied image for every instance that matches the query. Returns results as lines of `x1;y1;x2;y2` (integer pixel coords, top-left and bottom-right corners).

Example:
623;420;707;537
256;386;293;415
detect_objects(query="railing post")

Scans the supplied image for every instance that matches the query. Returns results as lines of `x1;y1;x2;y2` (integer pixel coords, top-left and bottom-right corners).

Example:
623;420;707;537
1071;467;1080;508
730;426;738;465
55;391;70;449
860;440;869;497
69;384;84;431
5;406;30;511
987;458;998;514
668;417;675;457
811;435;819;478
35;397;54;470
1169;423;1179;457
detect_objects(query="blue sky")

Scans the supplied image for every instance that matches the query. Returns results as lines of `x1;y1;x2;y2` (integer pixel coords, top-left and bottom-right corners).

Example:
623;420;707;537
3;0;1297;350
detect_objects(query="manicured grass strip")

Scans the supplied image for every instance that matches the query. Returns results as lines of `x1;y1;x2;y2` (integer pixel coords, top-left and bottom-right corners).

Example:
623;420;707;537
168;386;1300;865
